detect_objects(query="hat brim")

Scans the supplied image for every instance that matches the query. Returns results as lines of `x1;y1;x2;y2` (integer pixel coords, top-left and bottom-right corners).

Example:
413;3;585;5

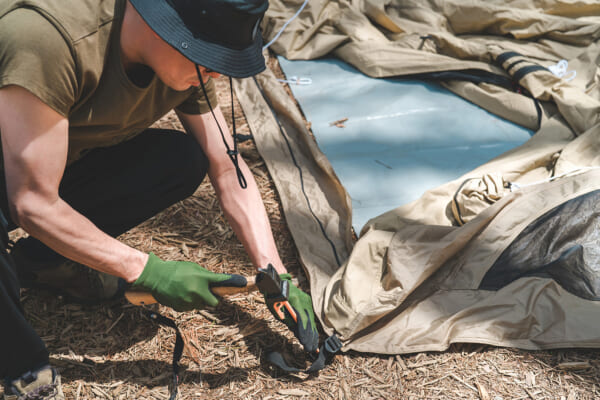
129;0;266;78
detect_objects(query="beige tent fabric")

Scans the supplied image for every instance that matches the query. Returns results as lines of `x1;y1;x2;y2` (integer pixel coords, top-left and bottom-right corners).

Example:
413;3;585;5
450;173;507;226
236;0;600;353
327;164;600;353
262;0;600;131
234;71;353;327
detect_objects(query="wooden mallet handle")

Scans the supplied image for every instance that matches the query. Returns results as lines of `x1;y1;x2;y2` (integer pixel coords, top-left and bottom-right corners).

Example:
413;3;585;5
125;276;257;306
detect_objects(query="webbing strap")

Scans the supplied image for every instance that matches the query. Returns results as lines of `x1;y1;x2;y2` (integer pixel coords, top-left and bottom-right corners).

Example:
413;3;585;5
265;334;342;374
495;51;522;66
0;210;9;250
505;59;527;73
512;65;549;83
146;309;340;399
146;311;184;400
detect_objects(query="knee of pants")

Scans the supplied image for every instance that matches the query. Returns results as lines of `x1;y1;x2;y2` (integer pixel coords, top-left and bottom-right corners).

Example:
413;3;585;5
169;134;210;197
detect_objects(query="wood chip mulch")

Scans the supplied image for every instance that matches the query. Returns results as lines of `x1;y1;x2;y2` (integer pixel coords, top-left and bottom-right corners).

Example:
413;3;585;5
3;52;600;400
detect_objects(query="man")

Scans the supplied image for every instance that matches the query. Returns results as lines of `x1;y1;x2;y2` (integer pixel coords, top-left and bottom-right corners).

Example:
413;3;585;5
0;0;319;398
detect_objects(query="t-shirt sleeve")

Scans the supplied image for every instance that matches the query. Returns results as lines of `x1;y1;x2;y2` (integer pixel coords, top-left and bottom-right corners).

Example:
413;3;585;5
175;77;219;115
0;8;77;117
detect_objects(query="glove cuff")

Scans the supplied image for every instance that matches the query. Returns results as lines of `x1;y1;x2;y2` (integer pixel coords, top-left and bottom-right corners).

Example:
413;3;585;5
132;252;163;291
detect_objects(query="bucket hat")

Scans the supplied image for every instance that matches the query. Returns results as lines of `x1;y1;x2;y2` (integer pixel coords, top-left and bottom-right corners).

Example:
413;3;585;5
129;0;269;78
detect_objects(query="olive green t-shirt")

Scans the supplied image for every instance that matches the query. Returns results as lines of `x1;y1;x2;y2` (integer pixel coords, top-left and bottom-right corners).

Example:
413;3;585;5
0;0;218;164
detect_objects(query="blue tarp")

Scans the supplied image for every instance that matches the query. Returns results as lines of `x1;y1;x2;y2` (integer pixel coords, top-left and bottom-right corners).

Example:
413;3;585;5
277;57;533;231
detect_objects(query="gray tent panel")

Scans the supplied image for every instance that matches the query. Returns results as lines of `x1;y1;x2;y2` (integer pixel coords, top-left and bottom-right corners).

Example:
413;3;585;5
278;56;533;231
482;189;600;301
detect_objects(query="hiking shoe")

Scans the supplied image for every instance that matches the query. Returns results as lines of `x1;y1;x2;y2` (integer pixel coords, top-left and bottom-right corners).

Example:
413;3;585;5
3;365;64;400
11;240;126;304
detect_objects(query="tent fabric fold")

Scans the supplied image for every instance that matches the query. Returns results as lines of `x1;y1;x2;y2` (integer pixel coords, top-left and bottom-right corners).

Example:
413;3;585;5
235;0;600;353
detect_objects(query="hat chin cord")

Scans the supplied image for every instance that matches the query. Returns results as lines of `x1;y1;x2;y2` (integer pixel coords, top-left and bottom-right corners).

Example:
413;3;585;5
196;65;247;189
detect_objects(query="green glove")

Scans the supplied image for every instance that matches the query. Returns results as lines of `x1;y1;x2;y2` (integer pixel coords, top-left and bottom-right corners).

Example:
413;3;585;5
132;253;247;312
263;274;319;353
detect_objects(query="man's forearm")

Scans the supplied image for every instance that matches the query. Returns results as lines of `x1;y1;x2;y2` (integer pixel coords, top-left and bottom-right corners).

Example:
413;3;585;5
0;86;147;283
178;107;287;274
14;195;147;282
209;162;287;274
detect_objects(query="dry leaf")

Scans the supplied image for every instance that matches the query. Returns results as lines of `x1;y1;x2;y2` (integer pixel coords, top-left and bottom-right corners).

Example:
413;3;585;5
341;380;351;400
329;117;348;128
277;388;310;396
525;371;536;387
476;381;490;400
558;362;591;371
181;243;190;257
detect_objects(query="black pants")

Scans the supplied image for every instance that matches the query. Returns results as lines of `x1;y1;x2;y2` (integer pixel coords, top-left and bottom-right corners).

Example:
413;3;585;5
0;129;208;379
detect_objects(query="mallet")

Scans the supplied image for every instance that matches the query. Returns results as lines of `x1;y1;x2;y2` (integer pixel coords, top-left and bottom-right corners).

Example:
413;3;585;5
125;275;258;305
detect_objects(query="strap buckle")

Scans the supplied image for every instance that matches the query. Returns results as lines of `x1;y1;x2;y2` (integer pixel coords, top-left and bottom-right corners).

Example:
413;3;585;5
323;334;342;355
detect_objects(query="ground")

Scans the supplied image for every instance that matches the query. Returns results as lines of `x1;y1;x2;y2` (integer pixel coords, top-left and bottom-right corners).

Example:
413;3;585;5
4;53;600;400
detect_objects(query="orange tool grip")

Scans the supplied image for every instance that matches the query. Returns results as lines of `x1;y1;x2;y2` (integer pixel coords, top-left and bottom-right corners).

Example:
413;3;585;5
274;300;297;323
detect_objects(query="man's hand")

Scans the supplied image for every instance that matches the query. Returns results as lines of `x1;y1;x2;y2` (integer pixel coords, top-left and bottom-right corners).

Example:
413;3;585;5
132;252;247;311
263;274;319;353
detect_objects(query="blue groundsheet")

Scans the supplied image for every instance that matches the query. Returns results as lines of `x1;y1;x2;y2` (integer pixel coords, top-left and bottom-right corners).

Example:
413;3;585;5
277;57;533;231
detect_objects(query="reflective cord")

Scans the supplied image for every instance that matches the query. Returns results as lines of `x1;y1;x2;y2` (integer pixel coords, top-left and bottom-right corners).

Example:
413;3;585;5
196;65;247;189
264;1;313;87
276;76;312;85
548;59;577;82
508;167;600;192
262;0;309;51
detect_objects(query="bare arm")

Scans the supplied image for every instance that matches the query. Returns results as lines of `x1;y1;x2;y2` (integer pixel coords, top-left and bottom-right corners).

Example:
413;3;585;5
0;86;147;282
177;107;287;274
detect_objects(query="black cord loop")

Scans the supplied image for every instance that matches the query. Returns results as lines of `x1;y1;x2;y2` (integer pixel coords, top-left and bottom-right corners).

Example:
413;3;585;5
146;310;184;400
196;66;247;189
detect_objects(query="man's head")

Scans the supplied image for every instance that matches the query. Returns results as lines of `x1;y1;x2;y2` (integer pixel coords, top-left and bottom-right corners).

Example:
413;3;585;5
129;0;269;79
